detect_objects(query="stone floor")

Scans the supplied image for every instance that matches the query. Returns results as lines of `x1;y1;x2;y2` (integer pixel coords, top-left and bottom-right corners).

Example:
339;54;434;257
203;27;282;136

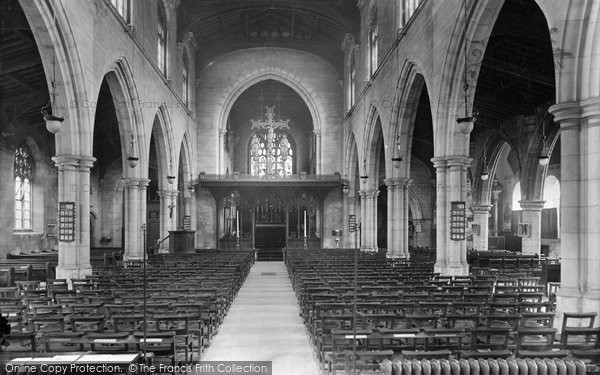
201;261;320;375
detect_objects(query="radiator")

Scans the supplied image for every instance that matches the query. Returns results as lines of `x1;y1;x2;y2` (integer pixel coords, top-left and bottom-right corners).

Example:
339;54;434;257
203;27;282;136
381;358;588;375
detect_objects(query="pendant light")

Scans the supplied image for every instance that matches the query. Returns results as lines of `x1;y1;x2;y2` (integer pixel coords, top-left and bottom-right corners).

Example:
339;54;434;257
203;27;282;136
42;0;64;134
456;0;477;134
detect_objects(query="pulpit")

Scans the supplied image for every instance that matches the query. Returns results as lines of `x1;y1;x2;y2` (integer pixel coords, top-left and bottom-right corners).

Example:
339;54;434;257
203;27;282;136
169;230;195;253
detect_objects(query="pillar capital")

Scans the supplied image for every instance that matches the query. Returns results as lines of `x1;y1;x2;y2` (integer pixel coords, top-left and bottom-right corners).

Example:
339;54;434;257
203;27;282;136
431;157;448;169
157;190;179;199
384;177;411;188
519;200;545;211
358;189;379;198
52;155;96;170
122;178;149;187
472;204;492;213
431;155;472;170
549;101;582;129
581;97;600;122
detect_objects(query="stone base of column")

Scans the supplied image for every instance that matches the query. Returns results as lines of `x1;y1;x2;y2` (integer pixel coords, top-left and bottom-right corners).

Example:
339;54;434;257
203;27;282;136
583;293;600;326
360;247;378;253
123;254;144;261
386;252;408;259
56;265;93;284
555;288;584;329
434;263;469;276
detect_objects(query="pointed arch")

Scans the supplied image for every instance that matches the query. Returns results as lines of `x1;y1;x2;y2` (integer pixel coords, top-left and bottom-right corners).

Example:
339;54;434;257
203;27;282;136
99;58;146;177
148;106;175;189
390;62;429;177
19;0;90;156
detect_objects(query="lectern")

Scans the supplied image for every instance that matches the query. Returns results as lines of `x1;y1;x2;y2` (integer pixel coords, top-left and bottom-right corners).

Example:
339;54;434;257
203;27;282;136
169;230;195;253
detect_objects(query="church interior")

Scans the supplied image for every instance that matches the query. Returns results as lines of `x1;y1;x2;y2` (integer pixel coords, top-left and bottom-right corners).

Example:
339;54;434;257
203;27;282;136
0;0;599;373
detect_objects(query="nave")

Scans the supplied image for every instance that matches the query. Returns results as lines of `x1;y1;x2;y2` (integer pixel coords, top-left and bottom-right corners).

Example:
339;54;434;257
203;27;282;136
0;249;598;375
202;262;320;375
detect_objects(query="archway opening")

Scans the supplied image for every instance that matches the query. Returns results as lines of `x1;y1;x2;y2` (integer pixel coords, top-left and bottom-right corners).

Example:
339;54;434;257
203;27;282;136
226;79;313;175
91;78;124;250
409;84;434;247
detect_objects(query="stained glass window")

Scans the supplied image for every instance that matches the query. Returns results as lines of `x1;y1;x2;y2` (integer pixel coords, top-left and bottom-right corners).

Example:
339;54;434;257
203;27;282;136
157;3;167;75
14;144;33;231
249;132;294;177
369;9;379;77
110;0;130;22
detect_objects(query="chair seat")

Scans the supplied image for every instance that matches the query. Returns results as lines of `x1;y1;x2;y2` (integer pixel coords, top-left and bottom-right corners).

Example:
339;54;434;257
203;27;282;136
517;349;570;358
460;349;513;359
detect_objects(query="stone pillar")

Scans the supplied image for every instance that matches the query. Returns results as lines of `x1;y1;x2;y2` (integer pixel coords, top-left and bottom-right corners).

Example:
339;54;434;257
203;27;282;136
138;179;149;257
519;200;545;255
343;194;357;248
399;178;411;258
187;187;197;233
384;179;397;258
472;205;492;251
158;189;178;251
582;100;600;315
549;102;585;328
432;156;471;276
123;179;140;260
218;129;225;173
432;158;448;272
315;131;322;174
359;189;378;252
77;158;94;273
386;178;410;258
53;155;95;281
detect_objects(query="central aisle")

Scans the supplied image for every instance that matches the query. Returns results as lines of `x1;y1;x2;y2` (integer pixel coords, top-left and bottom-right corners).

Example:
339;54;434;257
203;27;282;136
202;261;320;375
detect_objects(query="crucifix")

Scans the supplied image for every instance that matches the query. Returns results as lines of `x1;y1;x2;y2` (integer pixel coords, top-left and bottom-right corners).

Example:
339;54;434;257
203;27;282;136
251;106;289;176
168;202;176;218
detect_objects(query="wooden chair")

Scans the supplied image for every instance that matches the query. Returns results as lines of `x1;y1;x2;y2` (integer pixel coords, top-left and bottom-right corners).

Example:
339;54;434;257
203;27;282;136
134;331;177;370
70;314;106;333
88;331;136;353
515;327;569;358
39;331;85;352
560;327;600;362
460;327;513;359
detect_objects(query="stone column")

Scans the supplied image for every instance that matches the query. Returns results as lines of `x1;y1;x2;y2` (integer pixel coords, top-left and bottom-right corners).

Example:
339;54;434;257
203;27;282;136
158;189;178;252
384;179;397;258
471;205;492;251
519;200;545;255
432;156;471;276
138;179;149;257
77;157;95;273
123;179;140;260
359;189;378;252
315;131;322;174
343;194;357;248
218;129;225;173
549;102;583;328
399;178;411;258
187;187;197;234
582;100;600;315
432;158;448;272
53;155;95;280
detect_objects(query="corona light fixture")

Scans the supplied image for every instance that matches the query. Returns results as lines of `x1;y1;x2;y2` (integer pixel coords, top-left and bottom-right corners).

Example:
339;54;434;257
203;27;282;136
456;0;477;135
127;134;139;168
167;159;176;184
392;135;403;168
538;119;550;166
43;0;64;134
342;175;350;195
360;159;369;183
480;143;489;181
